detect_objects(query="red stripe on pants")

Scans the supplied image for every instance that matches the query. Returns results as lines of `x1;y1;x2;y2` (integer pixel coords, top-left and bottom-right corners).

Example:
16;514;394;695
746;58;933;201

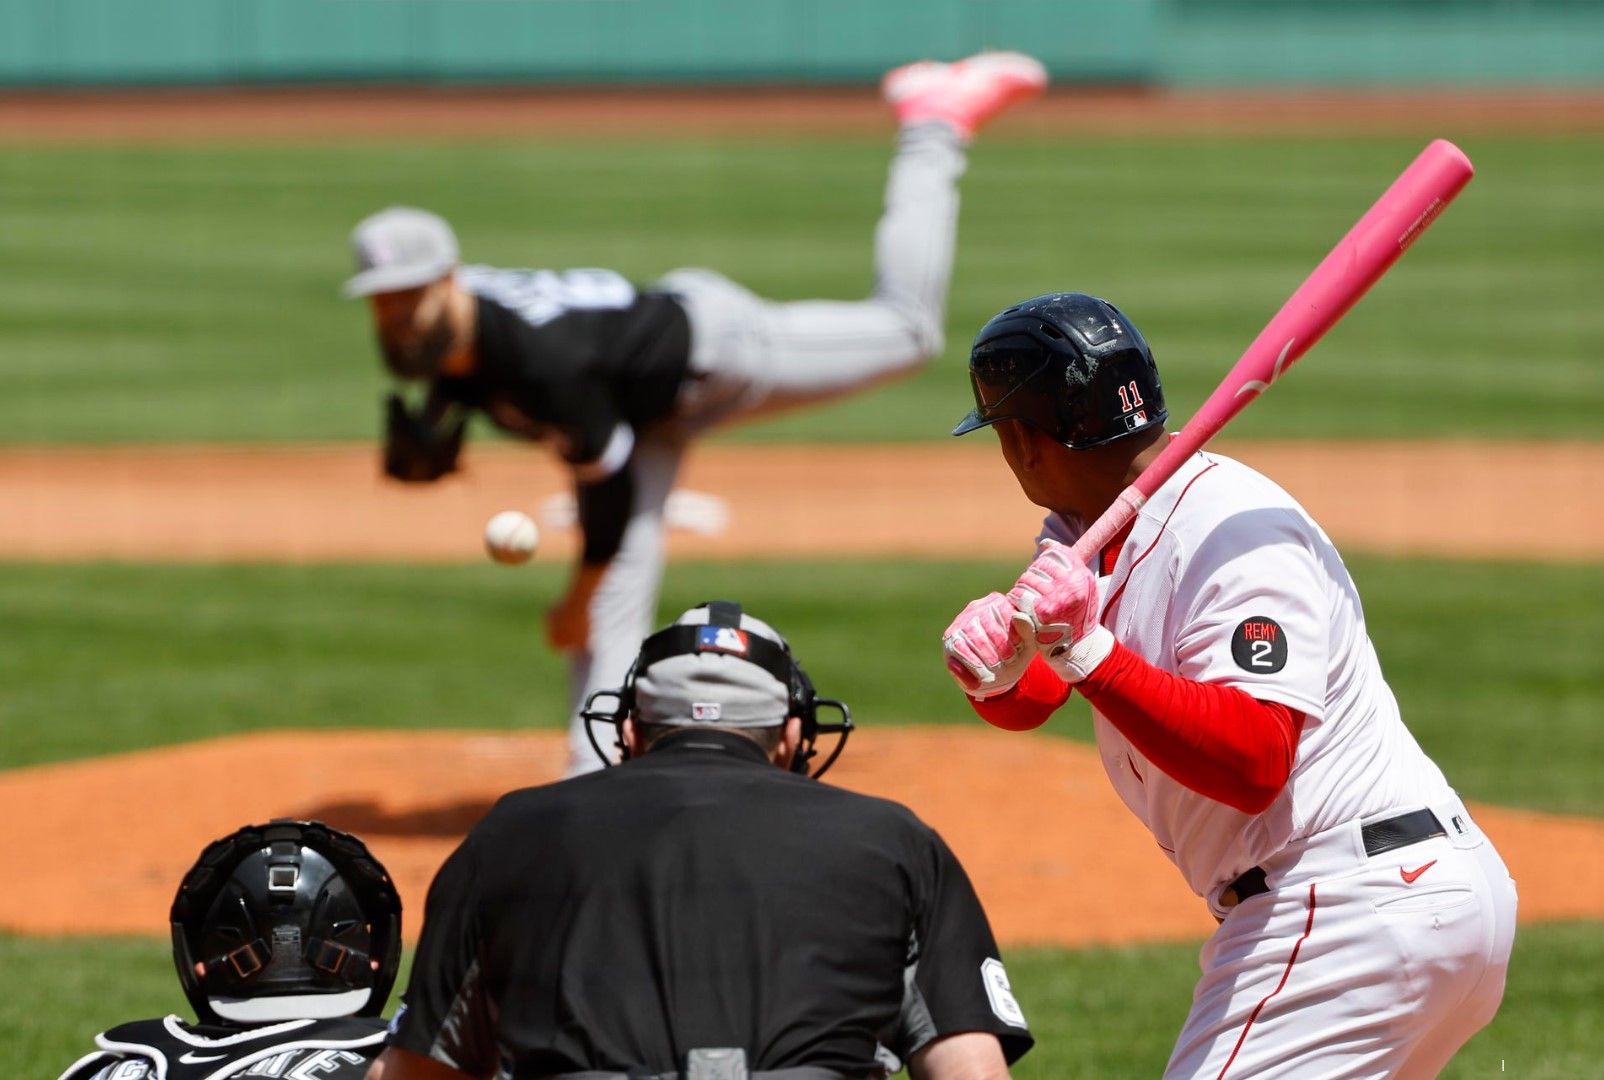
1217;884;1318;1079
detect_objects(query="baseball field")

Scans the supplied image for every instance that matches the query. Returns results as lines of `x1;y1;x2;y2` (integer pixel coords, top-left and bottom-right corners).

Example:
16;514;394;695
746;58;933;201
3;90;1602;1077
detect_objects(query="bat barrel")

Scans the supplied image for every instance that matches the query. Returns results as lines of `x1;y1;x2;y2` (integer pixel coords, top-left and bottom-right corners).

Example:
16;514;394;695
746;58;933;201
1144;138;1475;500
1068;139;1475;559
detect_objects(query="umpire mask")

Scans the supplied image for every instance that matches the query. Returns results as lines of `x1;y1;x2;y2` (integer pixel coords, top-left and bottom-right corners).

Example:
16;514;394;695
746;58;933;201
583;601;853;778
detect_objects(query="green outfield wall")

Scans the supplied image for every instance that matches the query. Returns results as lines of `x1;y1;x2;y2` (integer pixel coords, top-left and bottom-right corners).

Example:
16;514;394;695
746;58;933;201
0;0;1599;87
1163;0;1604;87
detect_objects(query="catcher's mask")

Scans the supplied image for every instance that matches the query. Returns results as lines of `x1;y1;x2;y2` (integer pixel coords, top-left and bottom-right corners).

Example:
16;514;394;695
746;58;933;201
582;600;853;778
171;820;402;1026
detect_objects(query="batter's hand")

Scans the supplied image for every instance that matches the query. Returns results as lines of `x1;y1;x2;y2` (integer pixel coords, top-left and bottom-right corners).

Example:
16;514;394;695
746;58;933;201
1008;539;1115;683
943;592;1033;699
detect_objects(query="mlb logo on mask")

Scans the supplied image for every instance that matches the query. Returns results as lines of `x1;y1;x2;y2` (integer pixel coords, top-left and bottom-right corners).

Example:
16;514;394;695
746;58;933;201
696;625;749;656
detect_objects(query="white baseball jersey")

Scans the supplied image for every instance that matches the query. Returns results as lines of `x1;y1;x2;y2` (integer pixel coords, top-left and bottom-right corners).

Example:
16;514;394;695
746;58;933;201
1041;449;1456;899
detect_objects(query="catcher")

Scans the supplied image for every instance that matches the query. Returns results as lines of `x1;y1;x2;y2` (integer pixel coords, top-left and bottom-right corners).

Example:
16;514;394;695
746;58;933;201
56;820;402;1080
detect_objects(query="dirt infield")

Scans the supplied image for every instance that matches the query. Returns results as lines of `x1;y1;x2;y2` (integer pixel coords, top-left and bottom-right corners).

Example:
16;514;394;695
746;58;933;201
5;437;1602;943
4;440;1602;563
6;727;1602;946
3;86;1603;143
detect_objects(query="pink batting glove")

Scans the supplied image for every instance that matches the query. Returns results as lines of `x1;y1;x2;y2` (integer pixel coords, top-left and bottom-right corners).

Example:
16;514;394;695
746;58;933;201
1008;539;1115;683
942;592;1033;699
1008;540;1099;643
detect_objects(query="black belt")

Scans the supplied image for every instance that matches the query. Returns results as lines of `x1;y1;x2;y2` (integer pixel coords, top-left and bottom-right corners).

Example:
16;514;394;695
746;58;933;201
1220;808;1447;909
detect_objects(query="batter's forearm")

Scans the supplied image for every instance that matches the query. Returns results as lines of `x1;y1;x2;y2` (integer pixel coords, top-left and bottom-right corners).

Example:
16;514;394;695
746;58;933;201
966;654;1070;731
1077;642;1303;814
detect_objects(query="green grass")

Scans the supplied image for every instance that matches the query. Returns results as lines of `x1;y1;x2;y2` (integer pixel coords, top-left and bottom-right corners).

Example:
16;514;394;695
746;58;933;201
2;135;1601;443
0;933;417;1077
2;556;1600;816
6;921;1599;1078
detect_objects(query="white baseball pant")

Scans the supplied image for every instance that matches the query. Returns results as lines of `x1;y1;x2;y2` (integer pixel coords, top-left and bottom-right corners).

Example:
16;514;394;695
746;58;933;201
1166;796;1518;1079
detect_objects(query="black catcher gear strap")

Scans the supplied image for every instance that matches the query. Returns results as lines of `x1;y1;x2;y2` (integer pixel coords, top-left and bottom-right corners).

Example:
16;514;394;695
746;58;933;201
383;392;466;483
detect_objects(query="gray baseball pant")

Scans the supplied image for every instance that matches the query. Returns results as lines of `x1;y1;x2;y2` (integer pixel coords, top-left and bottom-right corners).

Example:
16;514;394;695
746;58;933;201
566;122;967;773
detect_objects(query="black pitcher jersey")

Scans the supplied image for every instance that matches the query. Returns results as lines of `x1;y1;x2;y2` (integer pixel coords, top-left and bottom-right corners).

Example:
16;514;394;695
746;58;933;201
57;1015;386;1080
390;731;1033;1078
429;266;691;564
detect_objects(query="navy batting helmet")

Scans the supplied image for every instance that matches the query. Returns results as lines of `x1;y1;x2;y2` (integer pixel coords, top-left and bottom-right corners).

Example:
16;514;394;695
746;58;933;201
171;820;401;1025
953;292;1167;449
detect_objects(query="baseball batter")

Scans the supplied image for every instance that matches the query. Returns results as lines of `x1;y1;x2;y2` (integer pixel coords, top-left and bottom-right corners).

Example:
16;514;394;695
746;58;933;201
344;51;1047;776
941;293;1518;1078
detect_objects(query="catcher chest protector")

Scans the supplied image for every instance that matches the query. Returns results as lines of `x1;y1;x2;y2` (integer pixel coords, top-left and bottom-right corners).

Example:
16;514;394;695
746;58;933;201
170;820;402;1025
953;292;1167;449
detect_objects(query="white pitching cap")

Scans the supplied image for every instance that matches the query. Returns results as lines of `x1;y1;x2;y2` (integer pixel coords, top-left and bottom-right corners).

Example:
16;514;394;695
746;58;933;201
343;206;460;298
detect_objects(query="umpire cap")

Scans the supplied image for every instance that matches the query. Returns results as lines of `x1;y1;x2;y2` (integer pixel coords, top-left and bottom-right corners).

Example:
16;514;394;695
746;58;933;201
634;605;796;729
953;292;1167;449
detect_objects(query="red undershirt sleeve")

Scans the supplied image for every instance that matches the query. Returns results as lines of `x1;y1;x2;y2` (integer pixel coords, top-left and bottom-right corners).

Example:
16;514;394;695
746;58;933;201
969;654;1069;732
967;646;1303;814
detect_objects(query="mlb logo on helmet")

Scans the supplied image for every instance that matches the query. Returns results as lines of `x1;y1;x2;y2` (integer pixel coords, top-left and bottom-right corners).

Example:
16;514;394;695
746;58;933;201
692;703;723;721
696;625;749;656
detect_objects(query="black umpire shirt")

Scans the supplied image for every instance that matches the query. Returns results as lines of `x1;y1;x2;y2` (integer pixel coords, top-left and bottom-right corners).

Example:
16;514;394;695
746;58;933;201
389;730;1033;1078
429;265;691;565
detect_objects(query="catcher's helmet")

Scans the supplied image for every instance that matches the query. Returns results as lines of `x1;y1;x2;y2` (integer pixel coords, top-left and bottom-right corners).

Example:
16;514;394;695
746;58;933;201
582;600;853;779
171;820;401;1025
953;292;1167;449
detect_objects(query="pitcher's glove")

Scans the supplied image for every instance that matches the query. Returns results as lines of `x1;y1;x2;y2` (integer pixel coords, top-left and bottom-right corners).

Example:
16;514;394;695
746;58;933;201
383;393;466;483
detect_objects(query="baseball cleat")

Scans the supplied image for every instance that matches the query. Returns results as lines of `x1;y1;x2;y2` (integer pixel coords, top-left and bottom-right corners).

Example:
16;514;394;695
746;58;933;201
883;51;1048;138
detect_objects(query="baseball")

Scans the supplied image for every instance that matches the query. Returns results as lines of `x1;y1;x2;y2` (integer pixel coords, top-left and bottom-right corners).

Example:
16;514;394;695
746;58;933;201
484;510;539;565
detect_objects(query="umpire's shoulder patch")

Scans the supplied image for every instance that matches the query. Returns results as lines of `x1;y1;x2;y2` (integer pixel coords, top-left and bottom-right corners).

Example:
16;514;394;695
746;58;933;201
980;957;1028;1028
1231;616;1287;673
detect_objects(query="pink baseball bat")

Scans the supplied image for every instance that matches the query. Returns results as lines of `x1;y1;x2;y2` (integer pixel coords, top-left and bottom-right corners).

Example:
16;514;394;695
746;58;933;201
1068;138;1475;564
